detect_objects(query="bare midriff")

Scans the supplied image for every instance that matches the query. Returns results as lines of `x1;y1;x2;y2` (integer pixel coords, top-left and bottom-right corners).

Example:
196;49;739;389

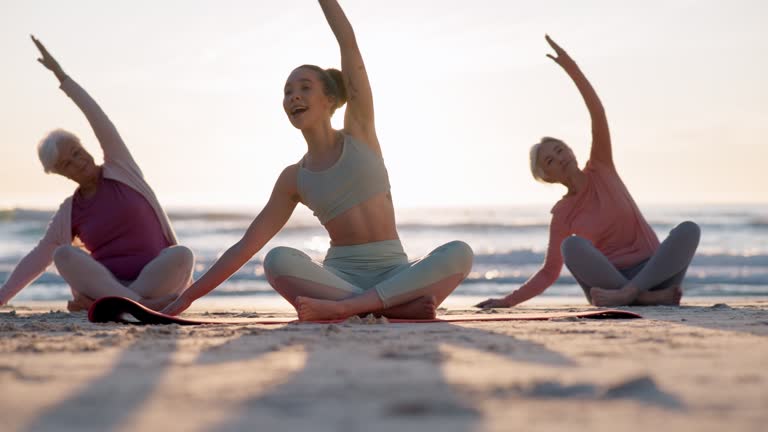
324;192;399;246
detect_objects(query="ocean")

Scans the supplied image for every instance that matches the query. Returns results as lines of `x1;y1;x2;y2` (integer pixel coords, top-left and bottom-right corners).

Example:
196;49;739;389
1;204;767;303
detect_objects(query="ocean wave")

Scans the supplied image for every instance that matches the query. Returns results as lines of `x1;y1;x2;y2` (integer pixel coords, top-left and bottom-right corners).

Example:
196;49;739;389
471;251;768;267
2;207;767;231
5;263;768;290
11;282;768;302
2;248;767;272
0;209;54;222
194;251;768;273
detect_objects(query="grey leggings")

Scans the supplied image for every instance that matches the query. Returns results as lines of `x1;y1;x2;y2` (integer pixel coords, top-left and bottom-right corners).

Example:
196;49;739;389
561;221;701;303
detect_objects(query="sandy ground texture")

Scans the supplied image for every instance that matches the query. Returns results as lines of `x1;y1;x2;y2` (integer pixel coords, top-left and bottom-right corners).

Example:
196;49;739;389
0;299;766;432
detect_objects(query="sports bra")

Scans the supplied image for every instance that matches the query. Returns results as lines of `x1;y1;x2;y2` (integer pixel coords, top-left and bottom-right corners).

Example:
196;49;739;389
297;133;390;224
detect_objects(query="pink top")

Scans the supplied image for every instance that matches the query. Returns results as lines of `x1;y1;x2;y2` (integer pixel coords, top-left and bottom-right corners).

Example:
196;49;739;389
72;175;171;280
0;78;178;304
512;159;660;302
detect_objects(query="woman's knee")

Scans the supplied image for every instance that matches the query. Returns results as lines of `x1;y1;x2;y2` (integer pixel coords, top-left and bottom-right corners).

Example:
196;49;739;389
561;235;590;261
263;247;309;279
52;245;82;268
437;240;474;276
165;245;195;270
674;221;701;242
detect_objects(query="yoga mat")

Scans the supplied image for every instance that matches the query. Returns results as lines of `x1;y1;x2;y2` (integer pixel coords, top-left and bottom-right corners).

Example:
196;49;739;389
88;296;642;325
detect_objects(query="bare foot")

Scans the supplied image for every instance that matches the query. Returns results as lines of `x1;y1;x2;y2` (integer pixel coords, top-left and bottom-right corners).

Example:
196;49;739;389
590;285;640;307
635;285;682;306
67;292;94;312
296;296;348;321
375;296;437;320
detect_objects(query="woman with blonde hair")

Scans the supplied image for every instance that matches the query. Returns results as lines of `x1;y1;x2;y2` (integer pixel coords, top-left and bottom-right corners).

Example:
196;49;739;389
477;36;700;308
162;1;473;320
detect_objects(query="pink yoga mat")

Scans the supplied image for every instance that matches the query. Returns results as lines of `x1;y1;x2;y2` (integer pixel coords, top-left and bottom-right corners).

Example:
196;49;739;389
88;296;642;325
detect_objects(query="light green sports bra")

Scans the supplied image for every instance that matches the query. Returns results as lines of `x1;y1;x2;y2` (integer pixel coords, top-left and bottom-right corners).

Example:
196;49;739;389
297;133;391;224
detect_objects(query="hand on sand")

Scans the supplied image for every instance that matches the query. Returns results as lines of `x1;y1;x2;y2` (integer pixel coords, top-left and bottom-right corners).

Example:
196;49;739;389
474;297;512;309
545;34;576;69
160;295;192;316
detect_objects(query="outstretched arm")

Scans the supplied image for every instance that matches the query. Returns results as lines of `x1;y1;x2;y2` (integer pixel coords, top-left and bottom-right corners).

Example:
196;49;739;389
0;200;73;305
475;217;568;308
545;35;613;167
161;167;300;315
318;0;379;153
31;35;136;167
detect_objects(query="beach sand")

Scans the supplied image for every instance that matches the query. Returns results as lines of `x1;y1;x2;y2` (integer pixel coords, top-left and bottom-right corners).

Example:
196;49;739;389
0;298;766;432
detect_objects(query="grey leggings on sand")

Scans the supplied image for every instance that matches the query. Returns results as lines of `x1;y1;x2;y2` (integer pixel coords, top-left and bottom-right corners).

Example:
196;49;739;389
561;221;701;303
263;240;474;308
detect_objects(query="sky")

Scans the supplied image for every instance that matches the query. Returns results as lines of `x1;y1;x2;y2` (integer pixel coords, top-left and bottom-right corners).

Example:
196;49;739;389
0;0;766;211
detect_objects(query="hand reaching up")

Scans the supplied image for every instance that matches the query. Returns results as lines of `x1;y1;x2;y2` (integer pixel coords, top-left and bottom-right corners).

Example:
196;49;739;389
31;34;68;82
545;34;577;70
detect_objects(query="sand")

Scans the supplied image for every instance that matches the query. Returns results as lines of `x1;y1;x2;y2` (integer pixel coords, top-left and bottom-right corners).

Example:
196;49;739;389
0;298;766;432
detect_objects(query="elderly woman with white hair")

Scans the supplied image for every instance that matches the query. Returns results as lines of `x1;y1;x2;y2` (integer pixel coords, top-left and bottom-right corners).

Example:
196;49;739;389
0;36;194;311
477;36;701;308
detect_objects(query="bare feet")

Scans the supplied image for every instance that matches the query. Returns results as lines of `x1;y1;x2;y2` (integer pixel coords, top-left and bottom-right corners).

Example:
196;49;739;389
635;285;682;306
375;296;437;320
67;292;94;312
590;285;640;307
296;296;349;321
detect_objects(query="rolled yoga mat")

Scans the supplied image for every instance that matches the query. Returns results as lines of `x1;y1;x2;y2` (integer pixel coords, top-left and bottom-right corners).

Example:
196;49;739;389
88;296;642;325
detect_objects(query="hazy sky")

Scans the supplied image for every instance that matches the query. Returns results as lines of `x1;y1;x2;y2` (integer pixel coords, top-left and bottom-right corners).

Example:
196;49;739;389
1;0;766;210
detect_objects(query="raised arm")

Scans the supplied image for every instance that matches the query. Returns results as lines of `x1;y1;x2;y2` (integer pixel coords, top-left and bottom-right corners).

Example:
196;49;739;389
31;35;136;167
318;0;379;152
160;167;300;315
545;35;613;167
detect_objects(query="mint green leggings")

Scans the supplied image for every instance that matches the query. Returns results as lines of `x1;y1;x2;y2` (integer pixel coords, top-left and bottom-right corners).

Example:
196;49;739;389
263;240;473;308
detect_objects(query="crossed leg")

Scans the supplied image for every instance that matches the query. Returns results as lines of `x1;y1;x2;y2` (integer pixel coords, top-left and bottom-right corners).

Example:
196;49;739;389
562;236;684;307
590;221;700;306
264;241;474;321
562;221;700;306
54;245;194;311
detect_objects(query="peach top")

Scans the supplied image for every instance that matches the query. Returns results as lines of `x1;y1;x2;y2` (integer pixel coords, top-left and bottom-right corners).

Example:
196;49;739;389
513;159;660;301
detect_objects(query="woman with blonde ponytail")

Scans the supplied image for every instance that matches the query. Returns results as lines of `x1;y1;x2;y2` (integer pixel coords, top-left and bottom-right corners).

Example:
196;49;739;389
162;1;473;320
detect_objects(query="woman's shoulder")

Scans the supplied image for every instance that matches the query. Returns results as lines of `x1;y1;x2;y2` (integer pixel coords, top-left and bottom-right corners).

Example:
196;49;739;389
277;163;301;189
280;162;300;179
546;203;572;237
341;129;366;147
585;158;618;176
342;128;382;157
550;198;570;217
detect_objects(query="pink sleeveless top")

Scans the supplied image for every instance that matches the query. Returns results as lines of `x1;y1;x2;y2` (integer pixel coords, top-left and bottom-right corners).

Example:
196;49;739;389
72;175;171;280
0;78;179;305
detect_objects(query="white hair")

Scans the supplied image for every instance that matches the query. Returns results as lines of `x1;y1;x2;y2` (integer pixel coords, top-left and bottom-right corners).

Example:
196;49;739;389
529;136;564;183
37;129;80;173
